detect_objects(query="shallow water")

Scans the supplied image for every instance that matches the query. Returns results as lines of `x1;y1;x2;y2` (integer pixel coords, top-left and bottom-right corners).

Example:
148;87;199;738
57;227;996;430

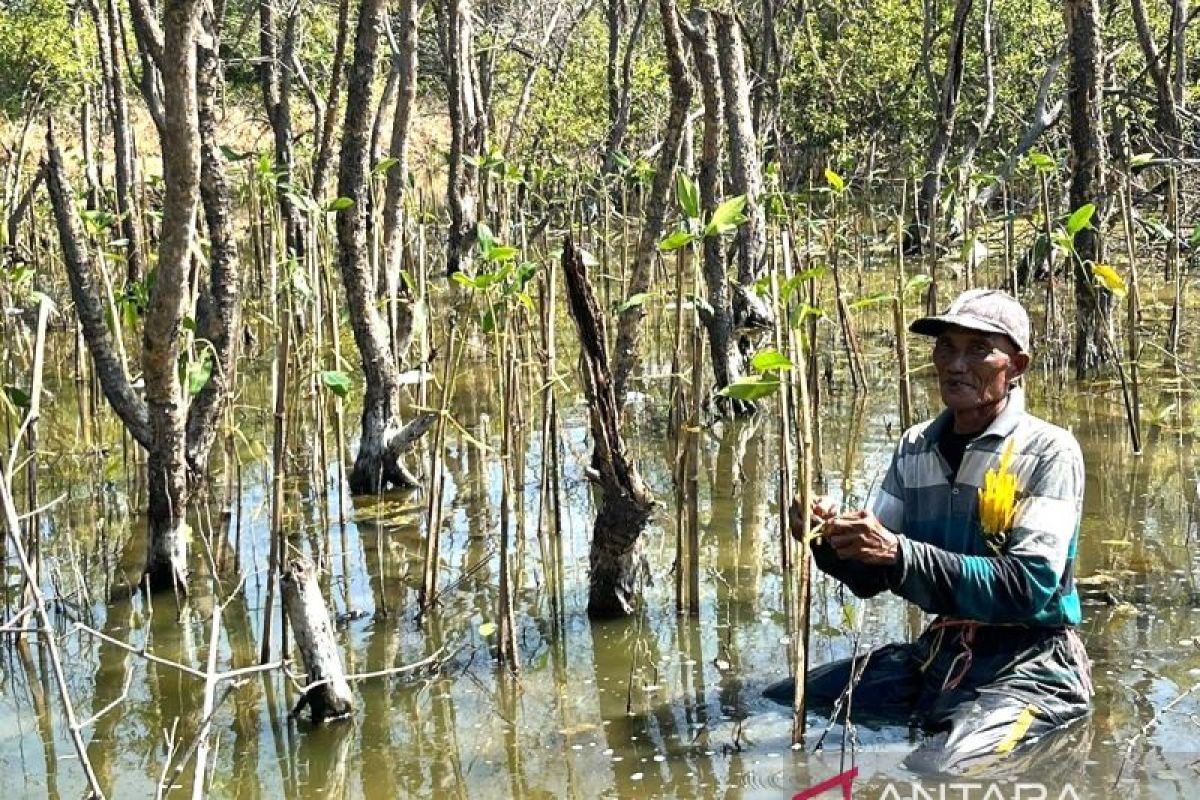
3;323;1200;799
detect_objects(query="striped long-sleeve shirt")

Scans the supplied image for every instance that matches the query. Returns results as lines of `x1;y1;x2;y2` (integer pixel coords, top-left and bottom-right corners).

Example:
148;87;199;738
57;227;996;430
814;388;1084;627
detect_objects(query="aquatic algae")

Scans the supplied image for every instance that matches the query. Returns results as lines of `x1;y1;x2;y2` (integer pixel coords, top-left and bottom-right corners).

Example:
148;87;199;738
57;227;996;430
978;438;1018;552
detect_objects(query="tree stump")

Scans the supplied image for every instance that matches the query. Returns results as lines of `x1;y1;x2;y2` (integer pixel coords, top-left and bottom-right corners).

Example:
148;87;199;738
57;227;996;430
282;558;354;722
560;238;655;618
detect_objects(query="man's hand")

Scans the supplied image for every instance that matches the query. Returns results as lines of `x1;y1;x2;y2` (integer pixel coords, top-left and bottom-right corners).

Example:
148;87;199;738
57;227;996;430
789;495;839;541
822;510;900;565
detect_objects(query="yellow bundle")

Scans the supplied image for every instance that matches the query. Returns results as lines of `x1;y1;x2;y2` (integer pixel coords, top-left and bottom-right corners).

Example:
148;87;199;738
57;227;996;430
978;439;1018;552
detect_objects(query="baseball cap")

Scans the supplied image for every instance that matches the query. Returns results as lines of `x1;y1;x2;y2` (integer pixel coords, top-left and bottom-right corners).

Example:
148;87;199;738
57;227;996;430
910;289;1030;353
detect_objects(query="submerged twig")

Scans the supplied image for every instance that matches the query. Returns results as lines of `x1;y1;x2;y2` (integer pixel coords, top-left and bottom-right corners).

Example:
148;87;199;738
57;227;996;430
1114;681;1200;785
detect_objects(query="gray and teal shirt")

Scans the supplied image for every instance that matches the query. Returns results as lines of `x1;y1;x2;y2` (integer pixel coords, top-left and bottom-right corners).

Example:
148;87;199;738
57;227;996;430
814;388;1084;627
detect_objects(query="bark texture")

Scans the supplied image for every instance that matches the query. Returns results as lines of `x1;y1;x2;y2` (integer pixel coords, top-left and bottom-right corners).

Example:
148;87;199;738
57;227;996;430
714;12;766;287
561;239;654;619
611;0;693;406
915;0;973;251
1130;0;1183;153
1065;0;1110;376
445;0;479;275
258;0;305;261
601;0;649;174
337;0;434;493
974;44;1065;209
141;0;204;593
48;0;233;596
379;0;421;361
44;126;152;450
311;0;353;199
283;558;355;722
187;0;241;476
90;0;146;284
682;9;747;411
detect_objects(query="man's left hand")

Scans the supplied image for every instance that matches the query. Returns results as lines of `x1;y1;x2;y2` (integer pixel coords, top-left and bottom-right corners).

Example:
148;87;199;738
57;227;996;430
822;510;900;565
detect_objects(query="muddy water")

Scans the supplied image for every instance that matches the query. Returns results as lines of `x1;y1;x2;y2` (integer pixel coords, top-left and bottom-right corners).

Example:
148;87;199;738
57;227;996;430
2;330;1200;799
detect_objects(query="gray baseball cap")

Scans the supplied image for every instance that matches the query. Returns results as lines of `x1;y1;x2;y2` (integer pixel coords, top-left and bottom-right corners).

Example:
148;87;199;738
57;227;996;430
910;288;1030;352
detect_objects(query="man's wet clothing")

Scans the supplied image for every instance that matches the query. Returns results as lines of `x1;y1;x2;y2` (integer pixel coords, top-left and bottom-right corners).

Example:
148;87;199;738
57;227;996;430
764;621;1091;774
766;389;1092;773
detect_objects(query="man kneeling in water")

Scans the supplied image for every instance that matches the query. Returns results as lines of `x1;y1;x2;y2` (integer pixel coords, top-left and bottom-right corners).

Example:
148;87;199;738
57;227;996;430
765;289;1092;775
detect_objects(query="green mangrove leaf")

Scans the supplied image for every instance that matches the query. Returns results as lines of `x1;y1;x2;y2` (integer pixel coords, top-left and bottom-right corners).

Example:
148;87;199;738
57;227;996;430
750;349;793;373
3;384;31;409
904;274;933;296
705;195;748;237
615;292;651;314
849;291;897;310
676;173;700;219
718;375;781;401
658;229;695;252
789;303;825;329
484;245;519;263
1065;204;1096;235
186;353;213;397
373;156;400;175
1026;151;1056;172
320;370;353;397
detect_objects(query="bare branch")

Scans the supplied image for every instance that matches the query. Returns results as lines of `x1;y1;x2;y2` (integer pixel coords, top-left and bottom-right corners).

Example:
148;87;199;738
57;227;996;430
43;121;153;449
128;0;166;67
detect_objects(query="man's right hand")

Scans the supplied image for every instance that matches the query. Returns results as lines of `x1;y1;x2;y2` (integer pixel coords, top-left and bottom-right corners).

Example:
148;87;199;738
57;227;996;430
789;495;840;541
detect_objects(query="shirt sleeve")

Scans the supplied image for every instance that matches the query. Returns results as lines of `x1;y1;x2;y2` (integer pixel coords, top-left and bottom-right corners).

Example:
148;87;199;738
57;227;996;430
810;538;889;599
885;440;1085;624
870;440;907;535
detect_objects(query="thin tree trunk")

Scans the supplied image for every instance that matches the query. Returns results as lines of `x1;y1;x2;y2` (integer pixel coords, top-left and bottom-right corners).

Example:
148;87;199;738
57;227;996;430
753;0;779;138
311;0;353;199
370;60;402;173
915;0;973;251
974;44;1065;209
611;0;693;406
1065;0;1109;377
127;0;167;132
380;0;421;360
682;10;744;409
140;0;205;594
337;0;434;494
714;11;767;287
1171;1;1188;114
259;0;305;260
561;239;654;619
601;0;649;175
522;0;595;160
502;1;564;157
5;169;43;252
44;125;152;448
90;0;146;285
1130;0;1183;154
959;0;995;178
445;0;478;275
69;2;101;212
605;0;624;141
187;0;241;477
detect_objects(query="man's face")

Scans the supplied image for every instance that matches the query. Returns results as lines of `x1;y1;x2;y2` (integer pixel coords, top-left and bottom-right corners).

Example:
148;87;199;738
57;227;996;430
932;327;1029;413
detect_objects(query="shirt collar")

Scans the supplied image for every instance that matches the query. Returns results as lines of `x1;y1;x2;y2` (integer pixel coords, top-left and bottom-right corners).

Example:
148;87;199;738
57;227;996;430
922;386;1026;445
